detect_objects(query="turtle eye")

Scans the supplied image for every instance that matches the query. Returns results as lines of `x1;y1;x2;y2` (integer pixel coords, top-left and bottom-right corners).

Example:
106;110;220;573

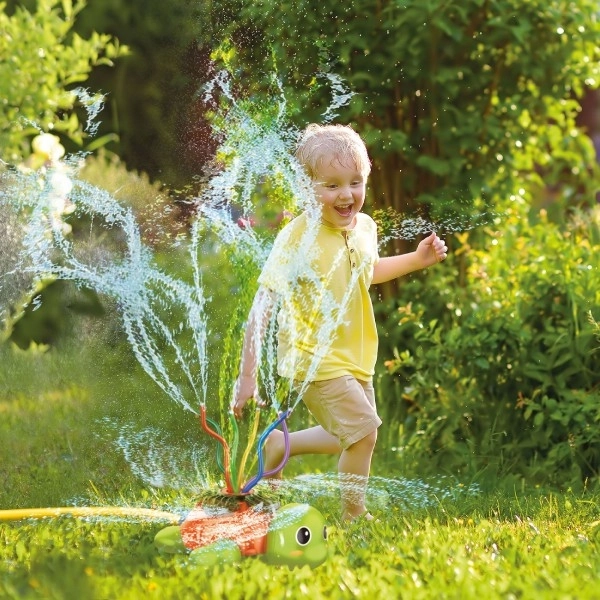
323;525;327;540
296;526;311;546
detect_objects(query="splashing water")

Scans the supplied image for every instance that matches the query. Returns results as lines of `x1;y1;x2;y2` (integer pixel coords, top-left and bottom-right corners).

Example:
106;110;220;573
0;70;354;494
100;418;210;492
277;473;481;512
373;207;497;246
73;87;106;138
1;167;209;413
103;418;480;514
1;69;489;500
319;72;356;123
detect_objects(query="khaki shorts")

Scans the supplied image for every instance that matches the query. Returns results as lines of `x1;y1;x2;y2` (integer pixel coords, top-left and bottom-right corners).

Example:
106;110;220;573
299;375;382;450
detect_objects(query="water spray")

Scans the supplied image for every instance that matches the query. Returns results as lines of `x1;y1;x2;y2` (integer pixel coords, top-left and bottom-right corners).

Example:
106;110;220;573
0;67;490;568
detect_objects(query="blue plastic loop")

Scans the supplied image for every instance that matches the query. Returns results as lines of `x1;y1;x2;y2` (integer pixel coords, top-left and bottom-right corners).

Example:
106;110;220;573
240;410;290;494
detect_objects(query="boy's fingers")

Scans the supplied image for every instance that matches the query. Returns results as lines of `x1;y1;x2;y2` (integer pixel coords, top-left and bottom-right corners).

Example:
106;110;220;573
232;395;265;418
434;238;448;262
232;397;246;417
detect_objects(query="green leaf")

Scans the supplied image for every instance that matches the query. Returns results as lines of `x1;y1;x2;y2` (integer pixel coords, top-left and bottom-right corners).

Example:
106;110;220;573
415;155;451;176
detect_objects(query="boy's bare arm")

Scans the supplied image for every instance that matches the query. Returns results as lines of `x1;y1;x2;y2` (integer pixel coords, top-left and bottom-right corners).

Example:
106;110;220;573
371;232;447;285
232;287;275;418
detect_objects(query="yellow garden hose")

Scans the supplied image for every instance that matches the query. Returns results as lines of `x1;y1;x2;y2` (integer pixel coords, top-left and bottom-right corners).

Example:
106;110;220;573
0;506;180;523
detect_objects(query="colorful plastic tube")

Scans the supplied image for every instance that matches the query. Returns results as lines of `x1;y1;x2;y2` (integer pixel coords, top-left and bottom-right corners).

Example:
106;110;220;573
199;405;234;493
240;410;290;494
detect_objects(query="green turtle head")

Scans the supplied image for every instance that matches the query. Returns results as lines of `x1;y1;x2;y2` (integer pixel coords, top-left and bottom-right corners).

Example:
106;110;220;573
263;503;328;568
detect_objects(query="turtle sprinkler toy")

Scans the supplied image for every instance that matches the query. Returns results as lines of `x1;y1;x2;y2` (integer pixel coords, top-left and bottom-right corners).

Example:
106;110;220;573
0;405;329;570
152;405;328;568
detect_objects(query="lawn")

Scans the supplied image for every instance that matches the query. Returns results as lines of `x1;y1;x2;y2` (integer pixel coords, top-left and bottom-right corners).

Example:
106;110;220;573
1;344;600;599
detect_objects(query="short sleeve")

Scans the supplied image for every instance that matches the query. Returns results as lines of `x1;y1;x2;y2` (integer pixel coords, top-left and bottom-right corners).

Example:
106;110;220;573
258;215;318;293
258;222;297;292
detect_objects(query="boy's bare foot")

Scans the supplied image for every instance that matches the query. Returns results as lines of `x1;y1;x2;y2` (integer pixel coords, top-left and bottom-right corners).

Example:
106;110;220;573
341;510;375;522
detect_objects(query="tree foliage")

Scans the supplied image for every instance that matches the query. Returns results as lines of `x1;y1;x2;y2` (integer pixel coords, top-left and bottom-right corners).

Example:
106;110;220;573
208;0;600;229
72;0;213;185
0;0;126;163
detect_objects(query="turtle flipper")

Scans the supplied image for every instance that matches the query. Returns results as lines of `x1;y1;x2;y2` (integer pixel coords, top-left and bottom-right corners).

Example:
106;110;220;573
154;525;187;554
189;539;242;567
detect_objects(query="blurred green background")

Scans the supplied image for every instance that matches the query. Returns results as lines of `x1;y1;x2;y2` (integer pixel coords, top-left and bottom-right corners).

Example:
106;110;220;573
1;0;600;510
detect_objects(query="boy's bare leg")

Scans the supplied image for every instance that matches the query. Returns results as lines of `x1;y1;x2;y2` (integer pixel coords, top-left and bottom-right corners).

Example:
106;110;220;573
338;430;377;520
264;426;377;520
264;426;341;476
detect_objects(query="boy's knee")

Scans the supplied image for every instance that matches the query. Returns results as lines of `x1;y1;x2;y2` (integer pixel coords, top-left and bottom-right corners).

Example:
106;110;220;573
266;429;285;458
268;429;284;445
350;428;377;451
365;428;378;448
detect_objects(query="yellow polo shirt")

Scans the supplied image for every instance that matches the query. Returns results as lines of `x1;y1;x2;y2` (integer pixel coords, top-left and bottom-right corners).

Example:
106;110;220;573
258;211;379;382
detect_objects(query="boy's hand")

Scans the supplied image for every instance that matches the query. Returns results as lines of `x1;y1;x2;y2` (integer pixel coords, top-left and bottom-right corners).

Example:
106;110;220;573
416;232;447;267
232;374;258;418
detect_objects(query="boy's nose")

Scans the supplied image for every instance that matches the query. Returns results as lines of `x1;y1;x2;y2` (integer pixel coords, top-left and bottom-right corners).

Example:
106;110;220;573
338;186;353;199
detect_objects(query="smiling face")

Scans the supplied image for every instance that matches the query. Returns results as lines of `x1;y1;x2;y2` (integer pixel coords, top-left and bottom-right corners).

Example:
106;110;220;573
313;157;366;230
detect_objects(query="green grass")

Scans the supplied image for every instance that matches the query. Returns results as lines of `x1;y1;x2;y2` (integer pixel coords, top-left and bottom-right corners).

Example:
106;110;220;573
2;493;600;599
1;343;600;599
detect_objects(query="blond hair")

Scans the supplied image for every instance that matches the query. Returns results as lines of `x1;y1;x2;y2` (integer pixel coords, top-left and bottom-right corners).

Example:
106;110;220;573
295;123;371;179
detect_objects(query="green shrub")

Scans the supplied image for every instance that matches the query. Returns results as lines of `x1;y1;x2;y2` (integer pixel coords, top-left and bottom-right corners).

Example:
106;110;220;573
377;201;600;486
0;0;126;163
69;0;212;185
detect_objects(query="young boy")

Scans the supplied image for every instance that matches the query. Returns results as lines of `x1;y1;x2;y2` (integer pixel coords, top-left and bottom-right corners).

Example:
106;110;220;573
233;123;447;520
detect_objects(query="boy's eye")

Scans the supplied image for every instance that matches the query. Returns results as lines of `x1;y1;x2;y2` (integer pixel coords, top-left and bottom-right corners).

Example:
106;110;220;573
320;181;363;189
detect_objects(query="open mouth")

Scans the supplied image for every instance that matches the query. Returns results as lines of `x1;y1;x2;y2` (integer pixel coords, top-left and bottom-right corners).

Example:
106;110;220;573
335;204;353;217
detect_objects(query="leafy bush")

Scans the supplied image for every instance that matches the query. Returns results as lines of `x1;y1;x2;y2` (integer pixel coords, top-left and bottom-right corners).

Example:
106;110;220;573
0;0;126;163
377;201;600;486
